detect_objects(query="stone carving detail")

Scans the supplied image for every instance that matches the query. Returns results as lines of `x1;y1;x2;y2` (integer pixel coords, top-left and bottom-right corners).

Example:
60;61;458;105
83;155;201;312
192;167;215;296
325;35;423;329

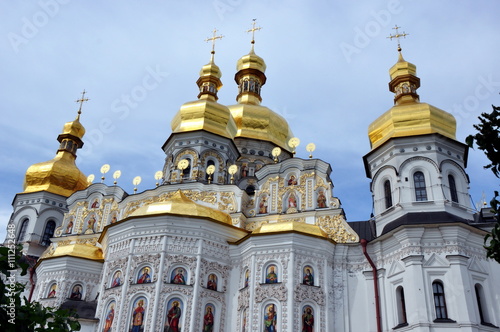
255;283;288;302
199;258;229;292
317;215;359;243
168;236;198;254
293;284;326;305
238;287;250;310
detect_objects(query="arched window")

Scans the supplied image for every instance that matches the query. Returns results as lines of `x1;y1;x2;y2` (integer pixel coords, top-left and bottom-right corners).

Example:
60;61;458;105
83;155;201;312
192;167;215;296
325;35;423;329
182;159;191;179
17;219;29;242
413;171;428;201
384;180;393;209
396;286;408;327
432;281;448;320
40;220;56;246
475;284;492;325
448;174;458;203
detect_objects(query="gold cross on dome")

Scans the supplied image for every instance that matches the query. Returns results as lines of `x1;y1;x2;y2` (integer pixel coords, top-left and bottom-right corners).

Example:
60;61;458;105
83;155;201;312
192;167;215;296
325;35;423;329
246;19;262;44
75;89;89;114
387;25;409;52
205;28;224;55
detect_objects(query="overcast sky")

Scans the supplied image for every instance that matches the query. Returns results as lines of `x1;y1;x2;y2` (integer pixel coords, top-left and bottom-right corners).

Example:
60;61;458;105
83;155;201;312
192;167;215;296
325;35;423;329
1;1;499;241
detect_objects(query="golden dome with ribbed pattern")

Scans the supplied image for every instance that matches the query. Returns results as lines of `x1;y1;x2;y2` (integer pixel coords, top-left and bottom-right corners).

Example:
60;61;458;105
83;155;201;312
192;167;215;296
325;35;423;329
23;113;88;197
368;52;457;149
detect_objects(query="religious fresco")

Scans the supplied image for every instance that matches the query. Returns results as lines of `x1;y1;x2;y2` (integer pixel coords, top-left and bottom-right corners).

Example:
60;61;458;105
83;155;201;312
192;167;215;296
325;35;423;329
84;214;97;234
102;301;115;332
244;269;250;288
303;266;314;286
302;305;314;332
265;265;278;284
263;303;277;332
241;308;248;332
164;298;182;332
65;216;74;234
170;267;187;285
109;212;118;225
317;189;327;208
90;198;100;209
70;284;83;300
130;297;147;332
258;194;268;214
287;174;298;186
111;270;122;288
137;266;152;284
287;192;298;210
202;303;215;332
47;283;57;298
206;273;217;291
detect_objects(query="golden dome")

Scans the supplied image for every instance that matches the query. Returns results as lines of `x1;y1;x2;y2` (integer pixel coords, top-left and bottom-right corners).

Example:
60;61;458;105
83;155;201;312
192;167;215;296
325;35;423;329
61;115;85;139
368;52;457;149
23;113;88;197
39;240;104;263
252;221;330;239
129;190;233;225
171;58;237;139
228;103;294;151
236;48;267;73
229;46;293;151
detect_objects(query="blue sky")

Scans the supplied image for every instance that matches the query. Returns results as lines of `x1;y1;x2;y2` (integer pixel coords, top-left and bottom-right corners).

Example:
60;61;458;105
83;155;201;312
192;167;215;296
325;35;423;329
1;1;499;241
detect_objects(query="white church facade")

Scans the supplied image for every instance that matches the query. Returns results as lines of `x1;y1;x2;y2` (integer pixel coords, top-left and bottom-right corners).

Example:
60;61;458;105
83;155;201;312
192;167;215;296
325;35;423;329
5;34;500;332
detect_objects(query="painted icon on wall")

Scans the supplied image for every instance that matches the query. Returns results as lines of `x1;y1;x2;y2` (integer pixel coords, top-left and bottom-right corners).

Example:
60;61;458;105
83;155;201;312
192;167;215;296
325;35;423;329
303;266;314;286
130;297;147;332
165;298;183;332
263;303;277;331
111;270;122;288
265;265;278;284
302;305;314;332
103;301;115;332
70;284;83;300
207;273;217;291
202;303;215;332
137;267;152;284
170;267;186;285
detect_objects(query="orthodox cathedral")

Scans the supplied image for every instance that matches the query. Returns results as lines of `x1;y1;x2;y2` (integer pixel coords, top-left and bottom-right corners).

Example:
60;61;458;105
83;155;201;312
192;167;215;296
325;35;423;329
4;26;500;332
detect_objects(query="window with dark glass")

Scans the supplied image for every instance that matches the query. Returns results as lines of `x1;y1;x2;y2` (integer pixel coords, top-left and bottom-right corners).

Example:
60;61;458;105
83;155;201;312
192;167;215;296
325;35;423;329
475;284;495;326
182;159;191;179
17;219;29;242
396;286;408;327
432;281;448;320
448;174;458;203
384;180;393;209
40;220;56;246
413;171;428;201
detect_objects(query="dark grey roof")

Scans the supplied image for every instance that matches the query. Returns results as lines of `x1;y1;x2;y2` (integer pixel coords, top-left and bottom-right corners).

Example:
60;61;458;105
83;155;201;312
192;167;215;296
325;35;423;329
381;211;473;235
348;220;376;242
59;299;98;320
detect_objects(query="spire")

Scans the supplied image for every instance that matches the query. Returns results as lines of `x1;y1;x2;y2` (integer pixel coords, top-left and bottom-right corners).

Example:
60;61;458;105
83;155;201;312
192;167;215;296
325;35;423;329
197;28;224;101
386;26;420;105
235;19;267;105
23;91;89;196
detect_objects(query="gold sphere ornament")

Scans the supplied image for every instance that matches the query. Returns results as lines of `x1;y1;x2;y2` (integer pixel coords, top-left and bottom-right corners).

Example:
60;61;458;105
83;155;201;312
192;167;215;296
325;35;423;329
113;170;121;185
87;174;95;185
154;170;163;187
306;143;316;159
272;147;282;163
178;159;189;170
288;137;300;156
228;164;238;184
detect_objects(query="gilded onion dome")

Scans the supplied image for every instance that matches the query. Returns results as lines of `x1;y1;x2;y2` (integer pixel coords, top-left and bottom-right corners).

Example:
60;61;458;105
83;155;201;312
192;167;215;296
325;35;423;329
228;44;294;151
170;52;237;139
368;51;457;149
23;111;88;197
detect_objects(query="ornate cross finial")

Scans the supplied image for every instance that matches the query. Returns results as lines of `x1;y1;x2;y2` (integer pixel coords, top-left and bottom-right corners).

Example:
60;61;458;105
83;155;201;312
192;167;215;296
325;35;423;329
246;18;262;45
75;89;89;115
205;28;224;56
387;25;409;52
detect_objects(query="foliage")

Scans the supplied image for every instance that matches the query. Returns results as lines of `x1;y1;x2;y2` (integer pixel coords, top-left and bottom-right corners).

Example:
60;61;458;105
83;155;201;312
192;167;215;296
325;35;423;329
466;104;500;263
0;245;81;332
